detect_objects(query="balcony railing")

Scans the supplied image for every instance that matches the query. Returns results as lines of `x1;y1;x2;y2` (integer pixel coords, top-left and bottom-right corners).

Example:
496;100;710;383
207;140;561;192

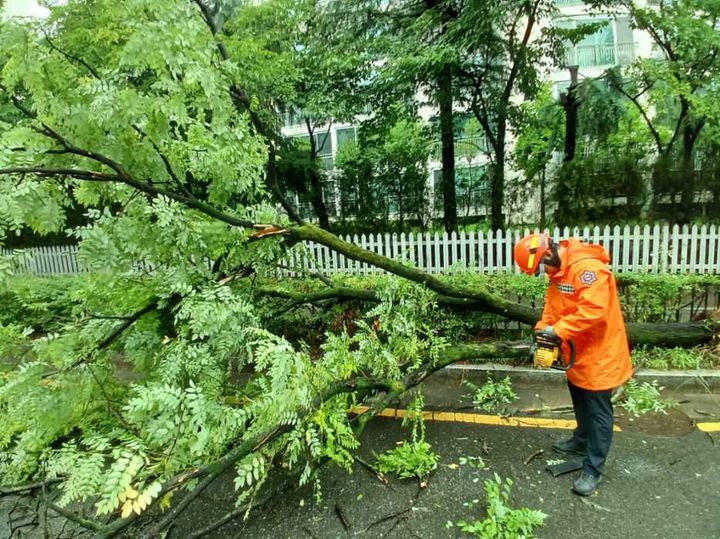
564;42;636;68
554;0;585;6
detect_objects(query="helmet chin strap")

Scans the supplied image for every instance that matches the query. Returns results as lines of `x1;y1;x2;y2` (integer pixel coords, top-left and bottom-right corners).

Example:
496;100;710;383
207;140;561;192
536;263;546;277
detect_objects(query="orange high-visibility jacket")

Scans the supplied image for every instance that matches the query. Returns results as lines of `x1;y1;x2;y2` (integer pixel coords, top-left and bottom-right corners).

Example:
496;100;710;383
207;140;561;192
535;239;632;391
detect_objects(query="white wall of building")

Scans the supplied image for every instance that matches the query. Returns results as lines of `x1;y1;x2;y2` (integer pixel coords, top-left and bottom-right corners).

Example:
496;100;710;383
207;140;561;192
3;0;49;19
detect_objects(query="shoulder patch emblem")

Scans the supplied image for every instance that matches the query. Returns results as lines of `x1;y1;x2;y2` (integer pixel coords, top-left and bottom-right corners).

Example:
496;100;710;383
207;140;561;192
580;270;597;285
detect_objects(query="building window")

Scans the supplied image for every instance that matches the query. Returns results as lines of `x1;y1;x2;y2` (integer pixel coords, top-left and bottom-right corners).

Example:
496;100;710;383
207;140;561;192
294;130;334;169
433;166;490;217
429;115;487;160
336;127;357;152
280;105;305;128
557;17;635;68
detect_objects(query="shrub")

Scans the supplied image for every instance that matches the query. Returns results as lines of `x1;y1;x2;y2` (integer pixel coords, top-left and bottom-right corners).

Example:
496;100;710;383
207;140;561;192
450;474;547;538
621;379;676;416
464;375;517;411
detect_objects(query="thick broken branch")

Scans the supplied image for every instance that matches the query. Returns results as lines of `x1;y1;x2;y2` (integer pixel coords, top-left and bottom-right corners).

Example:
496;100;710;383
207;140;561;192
280;225;539;324
256;274;716;348
90;343;524;538
47;503;105;532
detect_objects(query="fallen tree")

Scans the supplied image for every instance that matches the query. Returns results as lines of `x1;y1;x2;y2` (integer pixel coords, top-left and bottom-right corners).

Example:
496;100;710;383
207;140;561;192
0;2;717;538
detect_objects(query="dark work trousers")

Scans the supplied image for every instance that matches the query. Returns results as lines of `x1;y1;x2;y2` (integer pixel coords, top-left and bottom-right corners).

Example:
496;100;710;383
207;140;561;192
567;379;614;478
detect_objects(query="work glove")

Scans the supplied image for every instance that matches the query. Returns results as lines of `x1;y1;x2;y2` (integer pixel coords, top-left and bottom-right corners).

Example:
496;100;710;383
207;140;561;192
535;326;560;345
539;325;558;338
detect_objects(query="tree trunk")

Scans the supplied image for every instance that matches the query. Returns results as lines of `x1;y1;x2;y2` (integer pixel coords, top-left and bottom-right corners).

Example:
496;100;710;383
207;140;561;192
306;123;331;231
678;118;702;224
438;67;457;233
561;67;579;162
257;284;716;349
490;120;506;230
309;167;331;231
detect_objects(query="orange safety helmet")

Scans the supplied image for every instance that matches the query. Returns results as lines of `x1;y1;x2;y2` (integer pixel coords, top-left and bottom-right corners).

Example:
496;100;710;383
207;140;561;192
514;233;551;275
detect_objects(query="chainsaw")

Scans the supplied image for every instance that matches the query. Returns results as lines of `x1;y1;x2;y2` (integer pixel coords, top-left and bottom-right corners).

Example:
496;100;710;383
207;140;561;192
532;331;575;371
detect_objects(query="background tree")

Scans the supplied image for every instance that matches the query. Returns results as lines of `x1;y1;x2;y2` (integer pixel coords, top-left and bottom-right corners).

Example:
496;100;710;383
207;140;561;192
318;0;463;232
452;0;559;230
590;0;720;222
335;115;432;232
552;78;650;226
512;85;563;228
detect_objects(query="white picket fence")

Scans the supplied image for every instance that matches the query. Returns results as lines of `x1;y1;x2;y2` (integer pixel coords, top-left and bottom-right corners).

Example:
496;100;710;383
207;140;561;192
3;224;720;276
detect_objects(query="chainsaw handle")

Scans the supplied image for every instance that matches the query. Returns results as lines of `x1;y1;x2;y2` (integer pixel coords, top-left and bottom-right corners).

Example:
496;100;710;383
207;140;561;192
551;340;575;371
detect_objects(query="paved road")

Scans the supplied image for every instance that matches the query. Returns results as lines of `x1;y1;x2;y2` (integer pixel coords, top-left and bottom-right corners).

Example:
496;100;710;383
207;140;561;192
3;373;718;538
169;391;720;539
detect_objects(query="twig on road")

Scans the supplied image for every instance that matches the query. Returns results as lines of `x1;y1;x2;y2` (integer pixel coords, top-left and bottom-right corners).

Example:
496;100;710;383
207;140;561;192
523;449;544;465
335;503;351;530
580;497;611;512
354;455;389;486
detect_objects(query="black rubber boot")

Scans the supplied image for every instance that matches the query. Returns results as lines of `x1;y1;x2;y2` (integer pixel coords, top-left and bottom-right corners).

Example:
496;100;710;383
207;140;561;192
552;437;587;456
572;471;601;496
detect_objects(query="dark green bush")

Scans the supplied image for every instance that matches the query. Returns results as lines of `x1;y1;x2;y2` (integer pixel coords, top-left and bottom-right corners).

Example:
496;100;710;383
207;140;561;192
0;275;83;333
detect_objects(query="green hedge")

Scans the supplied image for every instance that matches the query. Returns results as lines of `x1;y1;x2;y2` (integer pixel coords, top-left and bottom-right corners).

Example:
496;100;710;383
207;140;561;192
2;273;718;369
0;275;83;333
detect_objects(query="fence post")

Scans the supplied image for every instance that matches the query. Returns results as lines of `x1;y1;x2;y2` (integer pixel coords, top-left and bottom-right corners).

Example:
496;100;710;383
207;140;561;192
680;225;690;272
670;224;680;273
659;224;668;273
699;224;707;274
487;229;495;273
416;232;424;271
504;229;513;272
707;225;720;273
632;224;640;272
477;229;484;272
689;224;698;273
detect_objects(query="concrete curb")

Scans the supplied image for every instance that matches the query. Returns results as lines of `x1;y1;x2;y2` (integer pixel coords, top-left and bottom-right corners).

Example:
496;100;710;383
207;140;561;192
439;363;720;391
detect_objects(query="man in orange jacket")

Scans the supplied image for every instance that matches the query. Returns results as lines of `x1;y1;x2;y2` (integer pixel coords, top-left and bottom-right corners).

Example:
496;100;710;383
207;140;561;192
514;232;632;496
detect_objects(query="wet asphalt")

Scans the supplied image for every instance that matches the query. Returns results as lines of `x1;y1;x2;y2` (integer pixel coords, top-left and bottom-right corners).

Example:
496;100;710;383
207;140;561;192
166;368;720;539
2;367;719;539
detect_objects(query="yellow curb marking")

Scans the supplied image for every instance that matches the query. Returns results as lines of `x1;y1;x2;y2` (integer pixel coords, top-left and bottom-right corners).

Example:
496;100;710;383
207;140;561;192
353;406;621;432
697;422;720;432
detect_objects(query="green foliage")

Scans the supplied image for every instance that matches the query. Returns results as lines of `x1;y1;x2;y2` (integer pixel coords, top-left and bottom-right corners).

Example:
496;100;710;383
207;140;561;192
620;379;676;417
374;393;439;480
0;269;450;519
335;116;432;232
631;346;707;370
261;272;719;348
374;439;439;481
464;375;517;412
552;155;647;227
451;474;547;539
618;273;718;324
0;275;82;333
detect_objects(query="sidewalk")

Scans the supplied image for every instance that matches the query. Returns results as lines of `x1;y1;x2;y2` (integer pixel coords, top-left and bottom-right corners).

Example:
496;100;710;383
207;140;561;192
431;364;720;426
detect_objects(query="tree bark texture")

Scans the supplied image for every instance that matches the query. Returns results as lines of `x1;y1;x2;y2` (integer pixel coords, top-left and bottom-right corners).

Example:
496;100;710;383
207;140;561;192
438;67;458;233
490;123;506;231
